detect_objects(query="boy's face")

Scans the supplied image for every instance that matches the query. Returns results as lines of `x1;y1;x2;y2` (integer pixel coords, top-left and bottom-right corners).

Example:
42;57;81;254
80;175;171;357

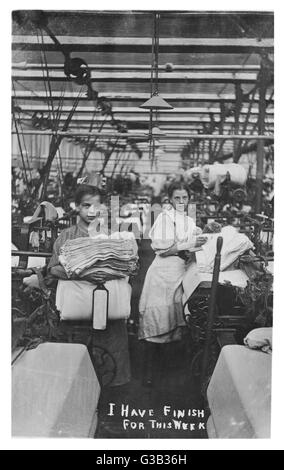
76;194;101;225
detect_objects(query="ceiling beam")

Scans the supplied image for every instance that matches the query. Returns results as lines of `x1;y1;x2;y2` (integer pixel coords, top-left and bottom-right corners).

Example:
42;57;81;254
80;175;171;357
18;125;272;134
11;130;275;139
12;36;274;54
16;104;274;115
12;62;262;72
12;91;274;103
18;114;274;124
12;70;259;84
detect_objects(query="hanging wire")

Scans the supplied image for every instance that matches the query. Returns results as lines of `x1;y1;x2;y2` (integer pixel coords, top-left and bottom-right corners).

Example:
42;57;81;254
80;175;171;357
54;83;68;136
38;29;58;129
12;103;32;196
148;12;155;161
213;103;227;159
148;12;161;167
11;79;63;141
82;104;99;159
154;12;160;94
12;80;33;184
75;72;120;178
15;118;33;182
55;86;67;177
36;34;53;131
154;12;160;166
101;136;121;174
236;86;258;156
37;86;84;200
111;145;128;178
77;114;109;178
13;77;69;128
36;28;67;194
49;84;66;201
13;79;43;100
57;147;64;182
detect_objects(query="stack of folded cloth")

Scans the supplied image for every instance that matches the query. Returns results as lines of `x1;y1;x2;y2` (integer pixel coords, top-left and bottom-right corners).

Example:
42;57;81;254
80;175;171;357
59;236;138;282
196;225;254;272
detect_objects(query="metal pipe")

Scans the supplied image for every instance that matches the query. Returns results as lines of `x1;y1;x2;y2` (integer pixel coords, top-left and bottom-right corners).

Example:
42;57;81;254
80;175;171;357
12;250;51;257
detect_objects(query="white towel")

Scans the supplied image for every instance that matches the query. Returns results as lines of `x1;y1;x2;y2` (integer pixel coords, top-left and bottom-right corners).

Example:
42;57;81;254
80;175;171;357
196;226;253;272
244;327;272;354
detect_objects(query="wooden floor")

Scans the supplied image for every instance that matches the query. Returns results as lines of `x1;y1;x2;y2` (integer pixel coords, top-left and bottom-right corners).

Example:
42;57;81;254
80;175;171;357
96;337;208;438
95;239;208;439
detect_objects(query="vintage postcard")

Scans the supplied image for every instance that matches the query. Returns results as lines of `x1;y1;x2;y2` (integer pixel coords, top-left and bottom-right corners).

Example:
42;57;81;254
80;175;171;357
10;5;278;448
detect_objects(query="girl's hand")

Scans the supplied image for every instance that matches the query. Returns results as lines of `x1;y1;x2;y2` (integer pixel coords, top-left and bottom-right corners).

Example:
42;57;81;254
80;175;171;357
195;235;208;248
193;227;203;236
187;235;208;251
159;243;178;257
23;274;40;290
50;265;69;280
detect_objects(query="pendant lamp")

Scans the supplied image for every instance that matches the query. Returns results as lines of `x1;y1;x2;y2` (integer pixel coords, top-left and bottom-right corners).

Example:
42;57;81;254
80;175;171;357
140;12;173;111
140;91;173;110
140;13;172;166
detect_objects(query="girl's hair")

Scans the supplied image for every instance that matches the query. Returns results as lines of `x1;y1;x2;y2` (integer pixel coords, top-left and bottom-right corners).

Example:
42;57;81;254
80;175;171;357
74;184;101;205
202;221;222;234
168;181;190;199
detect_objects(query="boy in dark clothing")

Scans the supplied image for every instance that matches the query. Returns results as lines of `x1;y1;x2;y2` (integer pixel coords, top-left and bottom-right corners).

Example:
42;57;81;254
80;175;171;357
48;184;130;387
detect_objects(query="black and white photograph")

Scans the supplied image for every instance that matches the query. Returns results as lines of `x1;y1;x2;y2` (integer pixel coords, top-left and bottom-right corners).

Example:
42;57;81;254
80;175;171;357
10;5;277;445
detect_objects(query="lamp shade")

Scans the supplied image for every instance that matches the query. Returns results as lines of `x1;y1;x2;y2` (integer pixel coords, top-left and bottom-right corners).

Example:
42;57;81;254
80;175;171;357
140;93;173;110
151;126;165;137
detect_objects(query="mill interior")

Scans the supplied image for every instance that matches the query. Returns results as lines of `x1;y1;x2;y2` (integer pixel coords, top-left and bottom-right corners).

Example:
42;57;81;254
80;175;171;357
12;10;274;439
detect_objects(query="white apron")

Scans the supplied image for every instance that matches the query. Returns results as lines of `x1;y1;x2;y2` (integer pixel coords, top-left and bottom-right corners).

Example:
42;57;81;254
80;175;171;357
139;209;196;343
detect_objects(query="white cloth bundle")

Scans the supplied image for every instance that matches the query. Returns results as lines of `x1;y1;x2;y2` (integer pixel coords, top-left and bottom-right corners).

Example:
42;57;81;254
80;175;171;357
202;163;247;189
244;327;272;354
196;226;253;272
56;279;132;325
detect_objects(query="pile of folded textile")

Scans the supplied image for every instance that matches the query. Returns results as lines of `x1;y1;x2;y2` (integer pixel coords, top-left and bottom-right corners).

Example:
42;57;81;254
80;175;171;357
59;236;138;282
196;225;254;272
